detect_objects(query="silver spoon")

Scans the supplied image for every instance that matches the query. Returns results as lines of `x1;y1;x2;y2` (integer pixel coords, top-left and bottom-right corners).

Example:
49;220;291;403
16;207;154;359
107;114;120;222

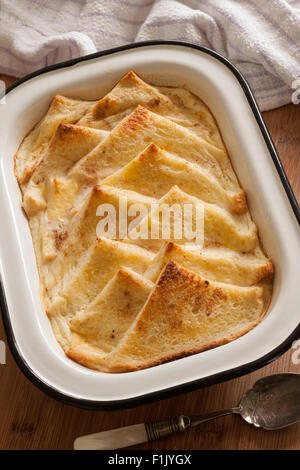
74;373;300;450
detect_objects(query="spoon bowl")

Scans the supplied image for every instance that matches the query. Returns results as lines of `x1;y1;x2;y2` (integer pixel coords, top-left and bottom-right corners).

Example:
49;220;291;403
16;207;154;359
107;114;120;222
239;373;300;430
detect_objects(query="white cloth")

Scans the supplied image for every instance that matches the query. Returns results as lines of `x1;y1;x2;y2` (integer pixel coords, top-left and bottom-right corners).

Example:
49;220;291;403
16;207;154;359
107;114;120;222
0;0;299;110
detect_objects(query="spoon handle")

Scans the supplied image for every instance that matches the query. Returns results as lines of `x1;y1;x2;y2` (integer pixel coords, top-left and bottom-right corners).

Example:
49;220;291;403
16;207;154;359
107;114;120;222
189;408;240;428
74;409;238;450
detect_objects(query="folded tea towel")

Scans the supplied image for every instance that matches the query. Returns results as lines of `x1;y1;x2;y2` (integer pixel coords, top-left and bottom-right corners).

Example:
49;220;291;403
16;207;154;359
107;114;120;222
0;0;299;110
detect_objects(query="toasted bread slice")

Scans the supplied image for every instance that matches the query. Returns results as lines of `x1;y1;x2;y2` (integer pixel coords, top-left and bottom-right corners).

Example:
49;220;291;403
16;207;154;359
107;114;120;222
67;267;153;363
70;106;241;193
23;124;107;216
125;186;258;252
22;125;108;267
15;95;96;186
103;143;245;214
57;184;155;260
158;85;224;148
107;261;264;372
144;242;274;286
47;237;154;321
78;70;224;148
39;184;155;289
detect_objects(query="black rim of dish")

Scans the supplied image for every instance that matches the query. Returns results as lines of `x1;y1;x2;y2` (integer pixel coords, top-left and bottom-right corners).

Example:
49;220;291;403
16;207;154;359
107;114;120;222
1;40;299;410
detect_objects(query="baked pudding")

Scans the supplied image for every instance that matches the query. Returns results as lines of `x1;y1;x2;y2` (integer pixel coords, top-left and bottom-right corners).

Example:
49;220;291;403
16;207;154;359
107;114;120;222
15;71;274;372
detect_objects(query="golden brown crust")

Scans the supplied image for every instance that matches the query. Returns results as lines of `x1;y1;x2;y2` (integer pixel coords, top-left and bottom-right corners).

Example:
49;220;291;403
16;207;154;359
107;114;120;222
145;241;273;286
104;142;249;217
107;261;264;372
233;191;247;214
119;104;149;134
108;324;259;373
66;340;107;370
14;95;96;188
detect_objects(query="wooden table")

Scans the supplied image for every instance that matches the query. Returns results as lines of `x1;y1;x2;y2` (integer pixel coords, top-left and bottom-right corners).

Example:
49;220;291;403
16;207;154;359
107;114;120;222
0;74;299;450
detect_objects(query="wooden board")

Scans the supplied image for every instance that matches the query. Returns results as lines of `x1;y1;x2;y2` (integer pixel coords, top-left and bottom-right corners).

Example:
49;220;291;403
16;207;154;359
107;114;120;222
0;74;299;450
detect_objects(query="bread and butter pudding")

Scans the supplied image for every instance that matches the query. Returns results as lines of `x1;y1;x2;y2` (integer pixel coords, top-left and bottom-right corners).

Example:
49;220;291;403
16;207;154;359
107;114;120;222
14;71;274;372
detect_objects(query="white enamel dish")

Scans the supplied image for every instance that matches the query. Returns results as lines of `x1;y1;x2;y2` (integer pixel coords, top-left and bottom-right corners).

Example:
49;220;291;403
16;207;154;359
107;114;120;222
0;41;299;409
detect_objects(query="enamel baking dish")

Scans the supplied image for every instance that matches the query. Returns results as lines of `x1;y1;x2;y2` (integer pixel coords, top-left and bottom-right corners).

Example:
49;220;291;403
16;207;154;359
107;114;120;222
0;41;299;410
